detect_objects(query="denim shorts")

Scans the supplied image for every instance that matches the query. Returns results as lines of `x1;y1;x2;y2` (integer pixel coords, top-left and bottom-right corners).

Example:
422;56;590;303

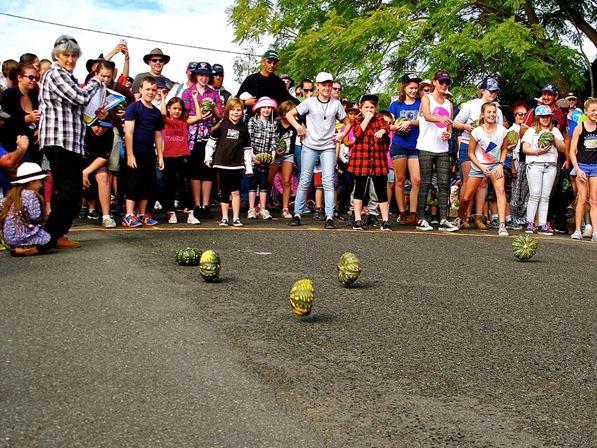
387;169;395;184
390;144;418;160
458;141;470;164
275;153;295;165
578;162;597;177
469;162;500;178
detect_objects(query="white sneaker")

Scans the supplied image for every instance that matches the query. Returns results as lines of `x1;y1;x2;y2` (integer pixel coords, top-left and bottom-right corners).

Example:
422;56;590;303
498;223;509;237
438;219;459;232
281;208;293;219
592;233;597;242
187;213;200;225
153;200;162;210
219;218;229;227
571;230;582;240
102;216;117;228
167;212;178;224
247;209;257;220
583;224;593;238
259;209;272;220
416;219;433;231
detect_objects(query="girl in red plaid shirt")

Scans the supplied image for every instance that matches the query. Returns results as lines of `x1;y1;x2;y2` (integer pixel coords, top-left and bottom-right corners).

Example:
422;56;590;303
347;95;392;232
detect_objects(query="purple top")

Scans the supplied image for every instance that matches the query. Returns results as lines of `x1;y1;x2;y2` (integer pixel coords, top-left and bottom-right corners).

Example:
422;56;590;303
1;189;51;247
181;85;223;149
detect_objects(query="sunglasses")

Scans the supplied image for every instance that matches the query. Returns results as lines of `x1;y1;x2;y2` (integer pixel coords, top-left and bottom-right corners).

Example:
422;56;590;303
22;74;40;81
515;112;526;116
437;79;451;85
333;87;342;91
421;87;431;92
302;88;313;92
150;58;164;63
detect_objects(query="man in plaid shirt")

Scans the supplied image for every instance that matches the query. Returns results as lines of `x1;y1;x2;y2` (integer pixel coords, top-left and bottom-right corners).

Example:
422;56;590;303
347;94;393;232
39;35;105;248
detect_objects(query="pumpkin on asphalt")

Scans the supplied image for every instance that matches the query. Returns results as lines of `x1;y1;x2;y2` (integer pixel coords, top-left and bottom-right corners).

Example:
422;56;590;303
337;252;361;286
512;235;538;261
199;249;221;282
289;279;314;317
175;247;201;266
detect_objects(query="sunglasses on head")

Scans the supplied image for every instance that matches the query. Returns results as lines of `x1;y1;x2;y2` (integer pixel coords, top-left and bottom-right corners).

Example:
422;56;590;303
55;37;78;46
22;74;40;81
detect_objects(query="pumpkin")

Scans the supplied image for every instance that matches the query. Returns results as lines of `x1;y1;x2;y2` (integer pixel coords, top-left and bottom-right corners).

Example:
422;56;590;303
255;153;273;165
175;247;201;266
505;130;519;146
471;119;480;128
199;249;221;282
276;137;287;154
289;279;314;317
337;252;361;286
538;131;554;148
512;235;538;261
200;98;215;114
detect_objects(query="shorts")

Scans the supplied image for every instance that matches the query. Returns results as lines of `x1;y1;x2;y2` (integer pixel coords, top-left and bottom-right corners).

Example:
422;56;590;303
189;140;215;181
458;141;470;164
108;128;122;172
469;162;500;178
387;169;395;184
248;167;269;191
217;168;243;202
578;162;597;177
126;154;157;201
390;144;418;160
487;166;512;202
275;153;295;165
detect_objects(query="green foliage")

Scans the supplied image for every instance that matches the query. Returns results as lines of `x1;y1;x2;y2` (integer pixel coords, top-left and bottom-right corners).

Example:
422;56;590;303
228;0;593;105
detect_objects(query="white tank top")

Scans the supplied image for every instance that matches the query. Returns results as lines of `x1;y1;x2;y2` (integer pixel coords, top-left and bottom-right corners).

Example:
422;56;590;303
416;93;452;153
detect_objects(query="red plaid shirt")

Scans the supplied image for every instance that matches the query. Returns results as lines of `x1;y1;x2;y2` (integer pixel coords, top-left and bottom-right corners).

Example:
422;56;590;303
347;113;391;176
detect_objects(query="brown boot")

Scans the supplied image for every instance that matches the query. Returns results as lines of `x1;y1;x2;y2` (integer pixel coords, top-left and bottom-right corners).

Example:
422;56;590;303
10;246;41;257
406;212;418;226
56;236;81;248
399;212;408;225
473;215;487;230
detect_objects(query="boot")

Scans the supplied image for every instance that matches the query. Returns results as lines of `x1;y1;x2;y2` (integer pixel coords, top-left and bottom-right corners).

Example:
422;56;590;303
406;212;418;226
473;215;487;230
399;212;407;225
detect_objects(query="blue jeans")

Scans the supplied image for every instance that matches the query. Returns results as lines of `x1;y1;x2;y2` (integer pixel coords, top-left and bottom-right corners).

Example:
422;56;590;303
295;145;336;218
294;143;302;179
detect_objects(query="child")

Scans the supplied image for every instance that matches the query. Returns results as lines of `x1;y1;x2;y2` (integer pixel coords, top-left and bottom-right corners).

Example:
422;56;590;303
337;105;358;216
347;94;392;232
247;96;277;220
0;162;51;256
82;123;116;228
274;101;298;218
160;97;197;224
379;111;396;213
521;105;566;235
122;76;165;227
204;98;252;227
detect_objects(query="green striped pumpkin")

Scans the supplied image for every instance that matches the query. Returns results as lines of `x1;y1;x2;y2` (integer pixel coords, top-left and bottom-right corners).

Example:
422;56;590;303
199;250;221;282
512;235;538;261
175;247;201;266
289;279;314;317
337;252;361;286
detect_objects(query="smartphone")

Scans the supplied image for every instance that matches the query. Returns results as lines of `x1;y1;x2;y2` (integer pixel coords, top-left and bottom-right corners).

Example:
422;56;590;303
120;39;127;46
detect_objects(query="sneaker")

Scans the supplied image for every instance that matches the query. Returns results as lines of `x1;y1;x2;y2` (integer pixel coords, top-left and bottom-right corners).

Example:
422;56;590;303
259;209;272;220
281;208;293;219
314;208;325;221
232;218;244;227
325;218;335;229
571;230;582;240
537;224;553;236
102;216;117;228
153;201;162;210
438;219;459;232
366;214;380;227
167;212;178;224
352;220;364;231
78;207;88;219
122;214;142;228
219;218;229;227
498;223;509;236
592;233;597;242
333;208;342;221
583;224;593;238
452;217;463;229
247;209;257;220
473;215;487;230
137;213;158;226
193;205;204;220
553;227;568;234
489;217;499;228
380;220;392;232
203;205;213;219
187;213;200;225
525;222;536;234
416;219;433;231
87;209;100;220
506;220;522;230
288;215;301;226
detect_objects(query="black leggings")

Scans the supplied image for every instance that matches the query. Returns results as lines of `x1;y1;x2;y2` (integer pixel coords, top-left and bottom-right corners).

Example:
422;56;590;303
217;169;243;203
162;156;188;211
353;175;388;202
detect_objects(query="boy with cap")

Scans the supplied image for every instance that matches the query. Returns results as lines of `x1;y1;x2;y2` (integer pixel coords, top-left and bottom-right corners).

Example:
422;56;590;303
210;64;231;104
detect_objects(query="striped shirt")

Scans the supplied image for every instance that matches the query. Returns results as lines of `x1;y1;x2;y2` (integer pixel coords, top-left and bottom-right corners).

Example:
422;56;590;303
39;62;104;156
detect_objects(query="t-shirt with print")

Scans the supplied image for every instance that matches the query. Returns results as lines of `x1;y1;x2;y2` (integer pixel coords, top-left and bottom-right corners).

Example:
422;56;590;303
470;125;507;165
388;99;421;149
295;97;346;150
162;117;189;158
124;100;165;156
454;98;504;144
276;121;297;155
211;120;252;170
521;127;564;164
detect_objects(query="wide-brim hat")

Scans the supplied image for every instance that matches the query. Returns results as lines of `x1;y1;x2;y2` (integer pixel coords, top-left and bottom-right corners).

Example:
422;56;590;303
11;162;47;184
143;48;171;65
85;54;115;73
252;96;278;112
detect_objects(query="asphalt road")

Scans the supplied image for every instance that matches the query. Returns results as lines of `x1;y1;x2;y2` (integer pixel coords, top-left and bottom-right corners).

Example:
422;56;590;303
1;219;596;447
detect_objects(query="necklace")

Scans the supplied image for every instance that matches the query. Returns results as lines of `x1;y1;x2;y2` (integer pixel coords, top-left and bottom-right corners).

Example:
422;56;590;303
318;97;331;120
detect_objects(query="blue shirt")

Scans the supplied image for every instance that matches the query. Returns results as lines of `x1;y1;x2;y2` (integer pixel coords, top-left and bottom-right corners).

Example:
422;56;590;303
124;101;164;155
388;99;421;149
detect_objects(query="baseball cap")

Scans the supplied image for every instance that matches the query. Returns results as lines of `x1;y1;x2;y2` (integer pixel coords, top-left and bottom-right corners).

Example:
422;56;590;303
420;79;432;86
534;104;553;116
479;76;501;92
212;64;224;75
262;49;280;61
565;92;577;100
541;83;558;95
192;62;212;75
433;71;451;82
359;94;379;105
315;72;334;84
401;73;422;84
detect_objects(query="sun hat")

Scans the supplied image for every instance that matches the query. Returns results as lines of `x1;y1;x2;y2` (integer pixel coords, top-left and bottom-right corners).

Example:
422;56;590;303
534;104;553;116
11;162;47;185
143;48;170;65
85;53;115;73
315;72;334;84
252;96;278;112
556;98;570;109
420;79;432;86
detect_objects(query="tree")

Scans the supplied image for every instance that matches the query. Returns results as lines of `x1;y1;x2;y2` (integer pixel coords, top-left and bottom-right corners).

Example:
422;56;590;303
228;0;594;105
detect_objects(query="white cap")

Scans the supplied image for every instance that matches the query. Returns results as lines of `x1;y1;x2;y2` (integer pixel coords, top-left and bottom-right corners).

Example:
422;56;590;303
420;79;432;86
315;72;334;84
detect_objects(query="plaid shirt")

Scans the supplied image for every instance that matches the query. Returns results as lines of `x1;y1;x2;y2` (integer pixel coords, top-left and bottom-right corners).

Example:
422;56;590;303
348;113;390;176
248;116;277;154
39;63;104;156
